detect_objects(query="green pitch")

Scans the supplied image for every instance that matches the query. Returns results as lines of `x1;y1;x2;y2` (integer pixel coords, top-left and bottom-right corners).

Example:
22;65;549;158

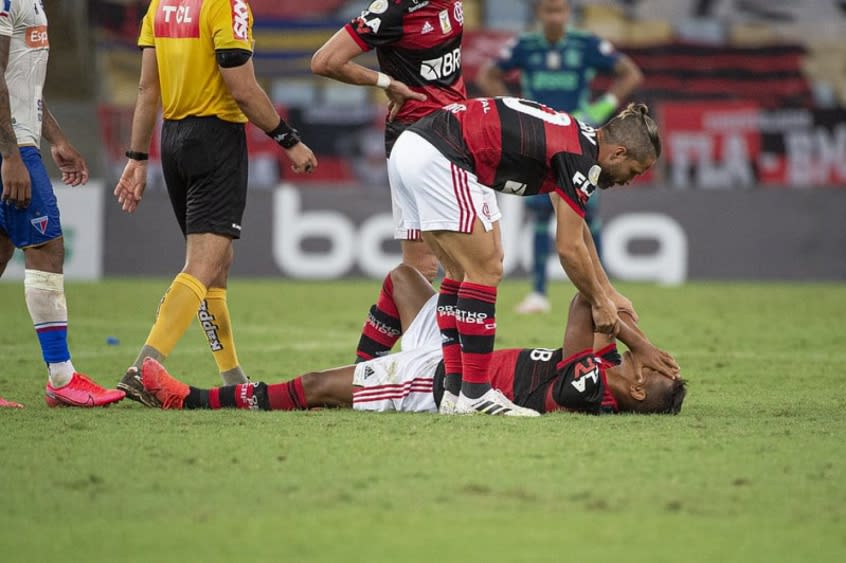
1;279;844;562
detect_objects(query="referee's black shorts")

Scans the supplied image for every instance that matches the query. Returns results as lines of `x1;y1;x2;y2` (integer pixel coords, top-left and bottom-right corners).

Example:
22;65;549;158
161;116;248;239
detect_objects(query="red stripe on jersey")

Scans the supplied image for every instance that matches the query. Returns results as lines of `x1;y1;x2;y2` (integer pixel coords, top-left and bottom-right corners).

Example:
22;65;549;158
486;349;523;401
600;367;619;412
556;349;594;372
343;23;371;52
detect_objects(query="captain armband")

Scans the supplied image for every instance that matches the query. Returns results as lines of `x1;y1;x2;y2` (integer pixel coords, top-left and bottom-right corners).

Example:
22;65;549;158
215;48;253;69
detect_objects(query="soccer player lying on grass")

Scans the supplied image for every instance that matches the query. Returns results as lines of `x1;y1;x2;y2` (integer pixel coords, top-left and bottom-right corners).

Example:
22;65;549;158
140;265;685;415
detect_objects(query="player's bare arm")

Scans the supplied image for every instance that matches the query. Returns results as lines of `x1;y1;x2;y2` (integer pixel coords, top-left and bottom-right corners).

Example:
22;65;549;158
582;220;638;321
566;293;678;381
608;55;644;104
219;58;317;174
0;35;29;209
114;47;159;213
311;29;426;121
475;59;510;97
551;192;619;335
41;101;88;187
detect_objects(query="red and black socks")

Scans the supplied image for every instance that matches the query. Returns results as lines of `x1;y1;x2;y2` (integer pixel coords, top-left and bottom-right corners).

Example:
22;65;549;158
437;278;463;396
183;378;307;411
456;282;497;399
355;273;403;363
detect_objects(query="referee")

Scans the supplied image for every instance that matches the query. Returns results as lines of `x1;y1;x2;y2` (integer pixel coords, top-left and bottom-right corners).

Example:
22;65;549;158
113;0;317;405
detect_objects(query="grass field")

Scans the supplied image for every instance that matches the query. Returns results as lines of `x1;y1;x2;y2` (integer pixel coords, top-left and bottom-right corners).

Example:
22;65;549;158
1;279;844;562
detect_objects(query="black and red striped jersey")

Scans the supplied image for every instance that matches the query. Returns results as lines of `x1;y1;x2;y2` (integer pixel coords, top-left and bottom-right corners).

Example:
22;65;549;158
344;0;467;149
433;344;620;414
408;96;602;217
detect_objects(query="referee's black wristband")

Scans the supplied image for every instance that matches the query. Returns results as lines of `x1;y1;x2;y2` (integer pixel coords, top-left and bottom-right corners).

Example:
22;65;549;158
266;119;301;149
125;150;149;161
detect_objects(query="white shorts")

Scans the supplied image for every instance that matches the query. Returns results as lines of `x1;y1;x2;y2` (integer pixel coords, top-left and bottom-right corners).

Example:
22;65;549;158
388;131;501;239
353;294;441;413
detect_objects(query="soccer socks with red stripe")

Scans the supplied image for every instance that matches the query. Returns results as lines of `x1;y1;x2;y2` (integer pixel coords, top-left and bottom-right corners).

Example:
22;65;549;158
355;273;403;363
183;378;307;411
437;278;463;395
456;282;497;399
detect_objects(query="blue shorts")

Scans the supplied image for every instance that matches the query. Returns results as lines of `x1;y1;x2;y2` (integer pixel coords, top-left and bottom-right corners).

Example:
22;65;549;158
0;147;62;249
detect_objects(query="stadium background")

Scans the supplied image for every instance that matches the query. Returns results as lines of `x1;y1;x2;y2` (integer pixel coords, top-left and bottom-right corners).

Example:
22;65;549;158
5;0;845;283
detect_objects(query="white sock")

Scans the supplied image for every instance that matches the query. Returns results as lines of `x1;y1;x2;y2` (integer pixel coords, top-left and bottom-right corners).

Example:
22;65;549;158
24;269;76;388
48;360;76;387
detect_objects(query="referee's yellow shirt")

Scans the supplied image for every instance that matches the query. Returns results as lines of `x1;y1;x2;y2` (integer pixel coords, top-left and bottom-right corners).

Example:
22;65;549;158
138;0;254;123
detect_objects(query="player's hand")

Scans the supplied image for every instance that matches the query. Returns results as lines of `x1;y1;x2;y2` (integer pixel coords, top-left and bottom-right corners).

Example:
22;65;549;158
285;142;318;174
385;80;427;122
1;154;31;209
608;288;638;323
113;159;147;213
625;345;680;382
50;142;89;187
592;298;620;336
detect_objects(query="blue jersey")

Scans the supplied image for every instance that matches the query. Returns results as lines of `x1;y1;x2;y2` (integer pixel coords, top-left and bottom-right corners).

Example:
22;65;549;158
495;28;620;113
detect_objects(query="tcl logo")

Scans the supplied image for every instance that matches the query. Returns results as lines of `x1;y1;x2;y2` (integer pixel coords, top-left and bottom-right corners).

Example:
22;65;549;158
231;0;249;40
155;0;201;38
26;26;48;48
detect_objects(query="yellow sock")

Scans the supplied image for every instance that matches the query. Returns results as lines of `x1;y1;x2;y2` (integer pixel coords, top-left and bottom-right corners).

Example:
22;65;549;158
144;273;207;359
199;287;242;374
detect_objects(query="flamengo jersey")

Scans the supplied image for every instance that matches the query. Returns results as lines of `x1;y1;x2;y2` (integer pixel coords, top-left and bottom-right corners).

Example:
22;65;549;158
433;345;620;414
0;0;49;147
409;97;601;218
139;0;254;123
345;0;466;126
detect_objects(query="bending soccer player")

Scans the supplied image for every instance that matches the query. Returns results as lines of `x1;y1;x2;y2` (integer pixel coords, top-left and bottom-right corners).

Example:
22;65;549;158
388;98;658;415
140;266;685;416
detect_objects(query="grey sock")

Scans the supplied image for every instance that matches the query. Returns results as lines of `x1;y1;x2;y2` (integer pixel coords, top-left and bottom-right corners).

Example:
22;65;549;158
133;345;165;371
220;366;249;385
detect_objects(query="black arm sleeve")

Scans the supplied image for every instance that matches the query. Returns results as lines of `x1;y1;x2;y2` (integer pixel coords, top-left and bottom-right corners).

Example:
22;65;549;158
216;48;253;69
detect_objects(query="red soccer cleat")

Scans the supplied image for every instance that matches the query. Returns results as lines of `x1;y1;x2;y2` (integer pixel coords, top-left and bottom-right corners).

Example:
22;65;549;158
141;357;189;410
44;373;126;407
0;395;24;408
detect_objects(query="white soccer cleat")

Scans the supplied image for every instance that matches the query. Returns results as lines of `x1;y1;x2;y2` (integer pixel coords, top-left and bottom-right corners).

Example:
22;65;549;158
439;390;459;415
514;292;551;315
455;389;540;417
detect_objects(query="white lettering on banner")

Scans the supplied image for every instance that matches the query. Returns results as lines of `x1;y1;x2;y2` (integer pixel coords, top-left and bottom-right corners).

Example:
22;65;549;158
785;124;846;186
273;186;398;279
270;187;687;283
603;213;687;286
669;132;754;189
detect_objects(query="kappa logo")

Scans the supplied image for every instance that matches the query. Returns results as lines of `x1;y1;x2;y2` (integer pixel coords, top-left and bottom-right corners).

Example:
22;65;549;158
231;0;249;41
30;215;48;234
198;301;223;352
421;21;433;34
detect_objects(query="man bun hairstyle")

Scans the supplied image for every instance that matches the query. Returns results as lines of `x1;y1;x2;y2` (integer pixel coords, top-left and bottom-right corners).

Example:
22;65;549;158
602;102;662;163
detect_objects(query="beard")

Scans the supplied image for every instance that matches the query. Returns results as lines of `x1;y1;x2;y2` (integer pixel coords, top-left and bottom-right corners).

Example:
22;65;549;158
597;168;616;190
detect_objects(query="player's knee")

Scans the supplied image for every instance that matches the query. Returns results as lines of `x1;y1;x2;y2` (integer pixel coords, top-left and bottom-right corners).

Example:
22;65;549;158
299;371;323;405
